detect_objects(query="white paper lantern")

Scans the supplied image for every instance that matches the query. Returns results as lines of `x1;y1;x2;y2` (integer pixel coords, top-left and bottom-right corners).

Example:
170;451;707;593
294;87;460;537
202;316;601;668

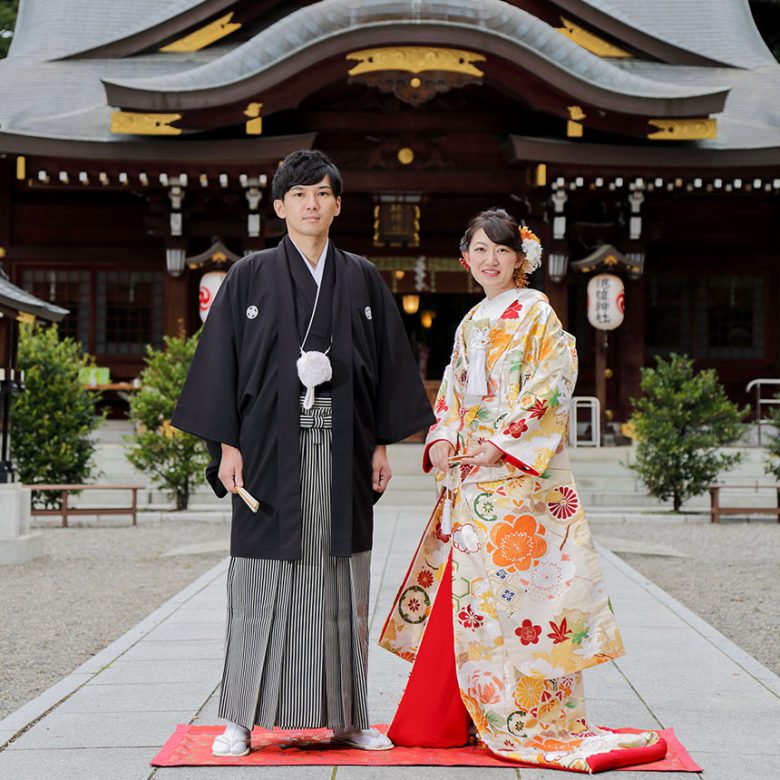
199;271;227;322
587;273;624;330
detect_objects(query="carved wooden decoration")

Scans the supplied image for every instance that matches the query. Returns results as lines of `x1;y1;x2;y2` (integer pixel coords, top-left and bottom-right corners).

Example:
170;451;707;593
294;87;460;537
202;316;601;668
346;47;485;106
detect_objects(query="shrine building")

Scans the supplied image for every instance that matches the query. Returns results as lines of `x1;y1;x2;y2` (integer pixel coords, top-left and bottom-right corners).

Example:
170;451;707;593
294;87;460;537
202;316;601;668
0;0;779;423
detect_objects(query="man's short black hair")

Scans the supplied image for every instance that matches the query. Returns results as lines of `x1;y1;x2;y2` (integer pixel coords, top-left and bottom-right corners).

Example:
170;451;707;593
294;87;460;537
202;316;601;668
271;149;343;201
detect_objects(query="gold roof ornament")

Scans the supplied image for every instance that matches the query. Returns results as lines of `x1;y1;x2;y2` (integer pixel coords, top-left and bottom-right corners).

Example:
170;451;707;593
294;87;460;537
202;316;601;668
160;12;241;53
557;17;632;58
244;103;263;135
111;111;183;136
347;46;486;107
567;105;586;138
346;46;486;77
648;118;718;140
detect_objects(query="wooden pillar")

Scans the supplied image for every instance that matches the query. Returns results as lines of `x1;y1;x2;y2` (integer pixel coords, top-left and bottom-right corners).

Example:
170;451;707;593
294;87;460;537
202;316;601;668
163;271;191;338
618;276;645;422
546;279;569;330
594;329;608;435
540;222;570;329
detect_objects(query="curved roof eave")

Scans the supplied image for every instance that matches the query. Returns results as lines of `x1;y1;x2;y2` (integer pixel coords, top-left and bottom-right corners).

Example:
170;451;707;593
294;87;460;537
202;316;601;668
62;0;239;60
102;0;730;118
552;0;776;70
0;130;318;161
9;0;229;62
509;133;780;169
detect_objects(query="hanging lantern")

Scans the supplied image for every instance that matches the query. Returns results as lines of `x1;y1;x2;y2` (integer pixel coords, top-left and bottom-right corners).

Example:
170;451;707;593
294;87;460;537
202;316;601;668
402;294;420;315
587;273;624;330
199;271;227;322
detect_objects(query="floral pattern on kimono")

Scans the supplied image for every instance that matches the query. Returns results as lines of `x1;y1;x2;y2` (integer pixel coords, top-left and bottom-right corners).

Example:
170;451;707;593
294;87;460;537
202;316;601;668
380;288;660;772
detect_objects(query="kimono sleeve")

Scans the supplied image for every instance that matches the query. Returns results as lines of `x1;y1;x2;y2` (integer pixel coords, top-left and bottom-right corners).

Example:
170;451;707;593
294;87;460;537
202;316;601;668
488;302;577;477
372;276;435;444
422;323;465;473
171;269;242;497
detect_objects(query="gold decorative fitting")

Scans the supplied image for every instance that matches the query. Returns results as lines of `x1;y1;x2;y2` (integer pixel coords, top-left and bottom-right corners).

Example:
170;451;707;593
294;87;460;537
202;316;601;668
566;106;585;138
346;46;486;77
16;156;26;181
535;163;547;187
397;147;415;165
0;246;6;259
557;17;632;58
111;111;183;136
604;255;619;266
244;102;263;136
17;312;36;324
410;77;421;88
647;118;717;140
160;12;241;53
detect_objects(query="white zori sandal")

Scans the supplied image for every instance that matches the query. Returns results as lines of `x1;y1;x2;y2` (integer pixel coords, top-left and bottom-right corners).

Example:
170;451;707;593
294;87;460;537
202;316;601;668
332;727;394;751
212;722;251;757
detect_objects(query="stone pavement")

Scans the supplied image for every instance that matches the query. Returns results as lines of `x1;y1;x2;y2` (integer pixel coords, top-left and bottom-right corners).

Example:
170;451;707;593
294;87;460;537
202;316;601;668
2;504;780;780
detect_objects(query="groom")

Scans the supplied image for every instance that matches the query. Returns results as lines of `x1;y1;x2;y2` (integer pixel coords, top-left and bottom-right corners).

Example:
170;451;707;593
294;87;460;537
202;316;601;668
173;149;433;755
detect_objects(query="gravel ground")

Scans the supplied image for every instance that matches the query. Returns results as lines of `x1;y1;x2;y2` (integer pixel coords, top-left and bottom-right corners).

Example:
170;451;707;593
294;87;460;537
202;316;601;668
590;519;780;677
0;520;229;721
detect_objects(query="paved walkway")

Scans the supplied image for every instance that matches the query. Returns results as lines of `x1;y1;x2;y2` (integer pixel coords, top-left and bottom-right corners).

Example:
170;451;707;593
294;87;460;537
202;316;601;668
2;504;779;779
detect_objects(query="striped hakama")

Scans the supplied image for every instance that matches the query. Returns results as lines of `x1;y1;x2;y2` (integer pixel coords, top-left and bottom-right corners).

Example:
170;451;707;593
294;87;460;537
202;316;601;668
217;397;372;731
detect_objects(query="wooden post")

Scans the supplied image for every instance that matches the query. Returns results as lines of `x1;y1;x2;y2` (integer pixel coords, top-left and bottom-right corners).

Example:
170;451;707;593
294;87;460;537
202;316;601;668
131;487;138;527
594;330;608;437
61;489;69;528
709;486;720;524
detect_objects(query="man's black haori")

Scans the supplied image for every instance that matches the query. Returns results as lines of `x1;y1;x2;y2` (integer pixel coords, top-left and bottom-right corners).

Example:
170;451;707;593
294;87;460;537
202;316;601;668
172;236;434;560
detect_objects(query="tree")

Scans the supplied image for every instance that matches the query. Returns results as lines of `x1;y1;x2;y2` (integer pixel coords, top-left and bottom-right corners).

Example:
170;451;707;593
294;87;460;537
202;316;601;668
629;354;747;512
12;323;103;508
125;332;209;511
0;1;19;59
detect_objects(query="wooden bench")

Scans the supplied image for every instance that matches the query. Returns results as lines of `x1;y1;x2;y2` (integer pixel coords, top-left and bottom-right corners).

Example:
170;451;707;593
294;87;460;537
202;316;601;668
22;484;145;528
707;483;780;524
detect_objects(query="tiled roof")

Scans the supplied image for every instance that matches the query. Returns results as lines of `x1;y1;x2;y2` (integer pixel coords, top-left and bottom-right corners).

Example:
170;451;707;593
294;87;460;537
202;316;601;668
103;0;723;103
0;272;69;321
613;61;780;151
1;0;779;158
0;52;220;141
576;0;775;69
8;0;208;61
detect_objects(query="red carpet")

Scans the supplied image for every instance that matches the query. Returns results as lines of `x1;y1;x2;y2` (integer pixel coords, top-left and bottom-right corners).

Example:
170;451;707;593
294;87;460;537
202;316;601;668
151;724;701;771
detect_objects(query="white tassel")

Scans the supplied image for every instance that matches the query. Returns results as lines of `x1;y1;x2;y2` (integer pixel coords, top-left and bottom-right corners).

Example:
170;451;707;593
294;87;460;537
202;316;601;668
297;349;332;410
441;494;453;536
465;326;490;399
303;385;316;410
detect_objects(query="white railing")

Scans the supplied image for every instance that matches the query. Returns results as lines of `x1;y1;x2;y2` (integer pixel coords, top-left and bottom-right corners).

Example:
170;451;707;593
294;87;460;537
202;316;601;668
568;396;601;448
746;378;780;447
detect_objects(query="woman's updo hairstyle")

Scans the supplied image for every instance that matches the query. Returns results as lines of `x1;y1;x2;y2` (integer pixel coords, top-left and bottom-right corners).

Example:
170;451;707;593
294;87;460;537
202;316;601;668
459;208;522;253
459;207;533;287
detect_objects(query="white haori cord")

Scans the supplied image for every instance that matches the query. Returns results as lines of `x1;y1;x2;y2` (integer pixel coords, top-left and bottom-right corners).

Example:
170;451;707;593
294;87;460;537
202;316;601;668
465;326;490;401
296;276;332;410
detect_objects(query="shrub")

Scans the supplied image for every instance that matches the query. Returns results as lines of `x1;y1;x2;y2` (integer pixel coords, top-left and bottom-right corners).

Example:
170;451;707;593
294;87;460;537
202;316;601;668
125;332;208;510
629;354;747;512
765;402;780;484
12;324;103;508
